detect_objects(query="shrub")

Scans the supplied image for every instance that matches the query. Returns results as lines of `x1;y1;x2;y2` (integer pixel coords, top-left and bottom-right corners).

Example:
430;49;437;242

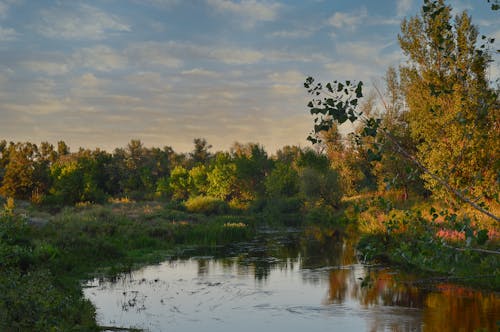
300;167;343;207
265;163;300;198
184;196;228;215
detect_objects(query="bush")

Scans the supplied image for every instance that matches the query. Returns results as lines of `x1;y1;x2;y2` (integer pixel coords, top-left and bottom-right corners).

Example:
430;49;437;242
261;196;303;225
300;167;343;207
305;205;345;227
265;163;300;198
184;196;228;215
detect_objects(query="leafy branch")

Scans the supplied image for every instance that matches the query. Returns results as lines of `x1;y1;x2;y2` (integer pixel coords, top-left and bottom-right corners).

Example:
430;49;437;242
304;77;500;222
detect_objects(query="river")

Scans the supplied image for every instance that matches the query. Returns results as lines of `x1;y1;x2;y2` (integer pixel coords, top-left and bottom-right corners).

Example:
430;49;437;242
83;228;499;331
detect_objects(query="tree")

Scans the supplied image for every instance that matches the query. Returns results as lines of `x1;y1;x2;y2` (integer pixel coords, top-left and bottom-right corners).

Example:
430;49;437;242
57;141;70;156
304;0;499;221
206;153;237;201
188;165;209;197
169;166;191;200
372;67;426;199
190;138;212;166
0;142;48;201
231;142;273;202
399;0;499;201
265;162;300;198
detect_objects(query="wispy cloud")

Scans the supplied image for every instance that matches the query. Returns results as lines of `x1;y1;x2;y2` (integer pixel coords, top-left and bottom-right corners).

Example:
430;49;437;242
159;41;264;65
73;45;128;72
397;0;413;17
135;0;180;8
270;27;316;39
37;4;130;40
206;0;281;28
327;6;367;30
181;68;220;77
22;61;70;76
0;25;16;40
0;1;8;19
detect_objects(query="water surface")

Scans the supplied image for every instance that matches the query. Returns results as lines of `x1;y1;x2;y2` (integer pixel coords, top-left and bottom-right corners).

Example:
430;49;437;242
84;229;499;331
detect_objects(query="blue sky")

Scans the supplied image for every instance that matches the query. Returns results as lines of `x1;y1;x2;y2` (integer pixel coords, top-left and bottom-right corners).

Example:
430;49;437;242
0;0;498;153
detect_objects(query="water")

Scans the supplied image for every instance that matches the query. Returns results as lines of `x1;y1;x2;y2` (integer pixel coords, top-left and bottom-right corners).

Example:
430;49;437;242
84;229;499;332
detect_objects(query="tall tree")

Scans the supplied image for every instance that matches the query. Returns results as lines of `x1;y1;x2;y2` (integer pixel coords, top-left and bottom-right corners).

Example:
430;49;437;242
372;67;426;199
0;142;46;200
399;0;499;201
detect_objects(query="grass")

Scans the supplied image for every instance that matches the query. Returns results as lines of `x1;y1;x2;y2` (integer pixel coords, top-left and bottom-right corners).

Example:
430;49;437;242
2;192;498;329
0;201;256;330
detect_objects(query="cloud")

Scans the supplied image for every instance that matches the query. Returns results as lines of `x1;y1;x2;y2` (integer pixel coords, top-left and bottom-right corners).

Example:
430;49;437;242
209;47;264;64
0;25;16;40
134;0;180;8
126;41;183;68
206;0;281;28
270;27;315;39
0;2;8;19
181;68;220;77
268;70;304;84
328;6;367;29
37;4;130;40
77;73;108;89
72;45;128;72
157;41;264;65
22;61;70;75
397;0;413;17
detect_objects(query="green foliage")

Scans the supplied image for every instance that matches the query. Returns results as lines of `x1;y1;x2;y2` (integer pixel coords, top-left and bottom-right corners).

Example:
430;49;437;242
184;195;228;215
260;196;303;225
190;138;212;166
169;166;191;200
0;142;49;201
305;205;346;227
2;197;15;216
265;162;300;198
188;165;209;197
296;148;330;171
206;153;237;201
155;177;171;199
0;203;257;329
0;216;98;331
231;143;273;202
47;153;108;205
300;167;343;207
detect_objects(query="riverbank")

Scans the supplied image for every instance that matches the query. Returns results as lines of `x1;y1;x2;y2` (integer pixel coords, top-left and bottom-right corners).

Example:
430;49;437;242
1;196;498;330
350;194;500;290
0;201;256;331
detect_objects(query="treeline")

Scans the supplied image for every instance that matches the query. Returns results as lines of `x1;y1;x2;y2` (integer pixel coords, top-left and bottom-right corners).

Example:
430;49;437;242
0;138;338;208
0;124;422;214
0;65;456;213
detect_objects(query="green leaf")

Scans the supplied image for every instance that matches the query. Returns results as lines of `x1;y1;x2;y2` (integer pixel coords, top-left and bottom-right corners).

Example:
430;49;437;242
367;149;382;162
476;229;489;245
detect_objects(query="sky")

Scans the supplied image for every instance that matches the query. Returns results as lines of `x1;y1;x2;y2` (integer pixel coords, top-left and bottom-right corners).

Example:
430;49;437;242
0;0;498;153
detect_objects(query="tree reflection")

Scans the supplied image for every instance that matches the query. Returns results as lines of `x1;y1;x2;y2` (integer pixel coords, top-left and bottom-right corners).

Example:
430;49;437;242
326;266;500;331
188;228;499;331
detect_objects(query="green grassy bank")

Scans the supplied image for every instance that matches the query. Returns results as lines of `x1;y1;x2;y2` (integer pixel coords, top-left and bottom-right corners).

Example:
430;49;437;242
0;201;255;331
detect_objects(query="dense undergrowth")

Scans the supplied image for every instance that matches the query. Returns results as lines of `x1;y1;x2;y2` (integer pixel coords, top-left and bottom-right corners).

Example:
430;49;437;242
351;194;500;290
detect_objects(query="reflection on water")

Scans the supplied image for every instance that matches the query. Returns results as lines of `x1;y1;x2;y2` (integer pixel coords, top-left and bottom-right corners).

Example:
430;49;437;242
84;228;499;332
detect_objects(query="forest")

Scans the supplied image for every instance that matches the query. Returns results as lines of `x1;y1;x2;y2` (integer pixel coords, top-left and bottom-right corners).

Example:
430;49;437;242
0;0;498;330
